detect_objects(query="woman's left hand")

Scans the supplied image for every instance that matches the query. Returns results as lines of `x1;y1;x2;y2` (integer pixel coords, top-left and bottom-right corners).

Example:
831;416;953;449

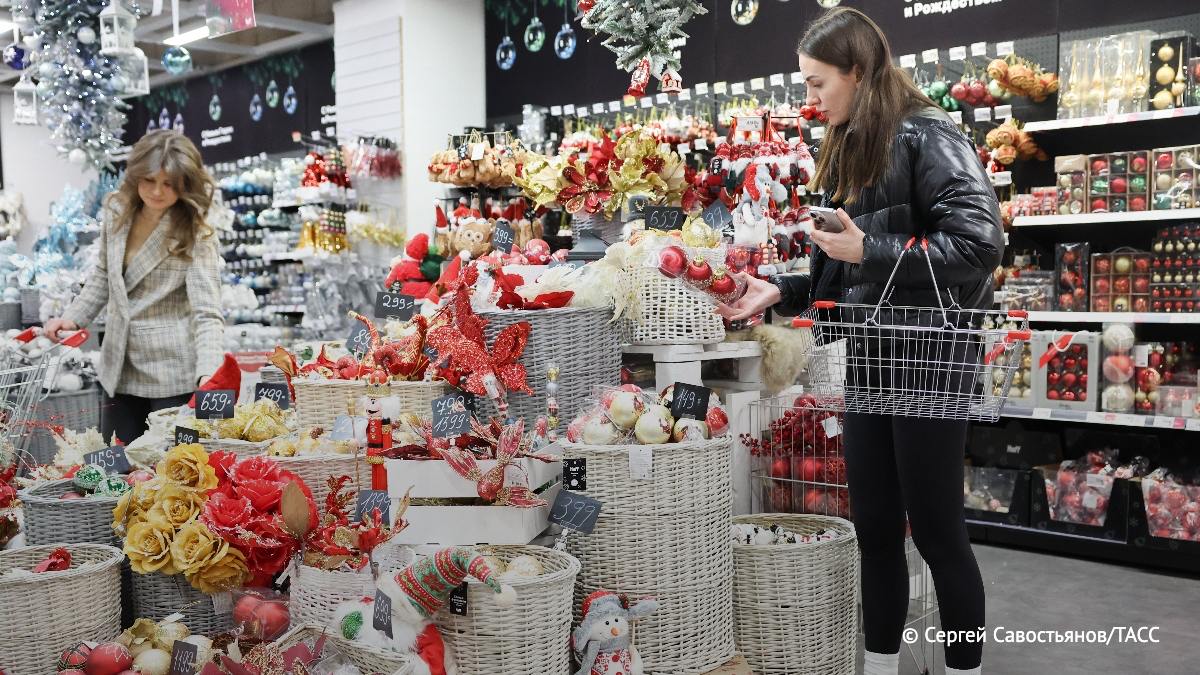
809;209;866;264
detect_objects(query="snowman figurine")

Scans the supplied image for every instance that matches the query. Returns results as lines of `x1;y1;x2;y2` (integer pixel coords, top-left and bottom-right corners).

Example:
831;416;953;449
573;591;659;675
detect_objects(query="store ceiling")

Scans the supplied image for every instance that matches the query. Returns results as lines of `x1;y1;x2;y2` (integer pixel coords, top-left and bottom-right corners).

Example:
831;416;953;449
1;0;334;88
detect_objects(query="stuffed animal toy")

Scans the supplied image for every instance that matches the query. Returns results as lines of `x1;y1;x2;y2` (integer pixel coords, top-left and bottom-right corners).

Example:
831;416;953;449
733;162;787;247
385;232;445;299
450;217;494;260
573;591;659;675
433;203;453;255
331;547;516;675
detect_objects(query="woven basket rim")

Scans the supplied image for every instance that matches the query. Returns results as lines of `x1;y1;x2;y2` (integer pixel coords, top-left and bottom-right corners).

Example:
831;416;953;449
293;378;446;388
197;437;276;448
20;478;120;505
477;306;615;317
283;622;417;660
477;546;582;587
732;514;857;551
0;543;124;585
560;436;732;455
273;452;364;462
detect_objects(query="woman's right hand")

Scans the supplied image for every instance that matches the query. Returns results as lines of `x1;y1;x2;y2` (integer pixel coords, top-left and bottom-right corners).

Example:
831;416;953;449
43;317;79;342
715;272;781;321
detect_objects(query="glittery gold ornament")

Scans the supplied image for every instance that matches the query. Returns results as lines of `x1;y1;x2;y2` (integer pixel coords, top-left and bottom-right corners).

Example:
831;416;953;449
1152;88;1175;109
681;218;719;247
1156;64;1175;86
1157;43;1175;63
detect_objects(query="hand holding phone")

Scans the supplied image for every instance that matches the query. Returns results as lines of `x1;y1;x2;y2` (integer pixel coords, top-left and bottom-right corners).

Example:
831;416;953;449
809;206;844;233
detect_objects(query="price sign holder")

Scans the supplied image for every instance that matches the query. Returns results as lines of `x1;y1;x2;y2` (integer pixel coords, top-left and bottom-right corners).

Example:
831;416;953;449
83;446;131;474
701;201;733;231
356;489;391;524
549;259;584;271
548;490;602;534
492;219;516;253
670;382;711;421
347;324;372;359
625;195;649;222
169;640;199;675
374;291;417;321
448;583;469;616
563;458;587;491
196;390;236;420
644;205;685;231
254;382;291;409
431;393;472;438
373;589;393;637
175;426;199;445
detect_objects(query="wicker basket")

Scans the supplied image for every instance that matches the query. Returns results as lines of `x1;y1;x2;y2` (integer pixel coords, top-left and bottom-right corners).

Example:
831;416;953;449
478;306;620;423
275;452;370;512
25;387;105;465
20;287;39;325
732;514;859;675
294;379;446;430
0;543;123;675
291;545;414;629
128;569;234;636
273;624;419;675
435;545;581;675
0;301;20;330
561;437;735;673
197;436;273;458
622;264;726;346
20;478;119;546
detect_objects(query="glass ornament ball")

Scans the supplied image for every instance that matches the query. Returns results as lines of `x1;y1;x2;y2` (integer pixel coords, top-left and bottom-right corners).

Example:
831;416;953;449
496;35;517;70
3;43;28;70
38;61;57;78
68;148;88;164
209;94;222;121
554;23;577;59
158;107;171;129
161;45;193;75
77;26;96;45
145;119;157;135
283;85;298;115
109;73;127;94
173;113;184;132
249;93;263;121
36;79;54;97
730;0;759;26
817;0;841;6
524;16;546;52
265;79;280;108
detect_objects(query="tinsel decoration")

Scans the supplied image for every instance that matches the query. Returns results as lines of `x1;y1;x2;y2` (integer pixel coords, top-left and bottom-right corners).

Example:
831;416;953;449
580;0;707;92
13;0;136;171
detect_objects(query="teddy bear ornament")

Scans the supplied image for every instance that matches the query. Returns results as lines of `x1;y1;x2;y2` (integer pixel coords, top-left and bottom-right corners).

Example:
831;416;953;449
573;590;659;675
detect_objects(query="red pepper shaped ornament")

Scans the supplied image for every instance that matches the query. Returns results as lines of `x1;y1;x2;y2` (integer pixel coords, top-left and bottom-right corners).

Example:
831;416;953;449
628;58;652;97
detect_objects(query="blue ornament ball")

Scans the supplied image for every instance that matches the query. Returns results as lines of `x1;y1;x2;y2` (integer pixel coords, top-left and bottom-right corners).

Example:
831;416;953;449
161;46;192;75
249;93;263;122
496;35;516;70
3;43;28;70
554;23;576;60
283;85;298;115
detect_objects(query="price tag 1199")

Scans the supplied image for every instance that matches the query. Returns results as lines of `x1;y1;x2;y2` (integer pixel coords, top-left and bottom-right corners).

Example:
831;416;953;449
83;446;131;474
670;381;712;421
254;382;291;409
169;640;198;675
196;390;236;420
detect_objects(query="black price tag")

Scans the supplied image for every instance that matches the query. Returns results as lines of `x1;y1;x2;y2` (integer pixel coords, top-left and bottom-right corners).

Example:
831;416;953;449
431;393;473;438
356;490;391;524
456;144;470;160
701;200;734;231
626;195;649;221
373;589;393;637
670;382;712;421
644;206;685;231
254;382;291;409
169;640;198;675
196;390;236;419
563;458;587;491
708;156;725;174
549;259;584;271
492;219;516;254
347;324;372;359
423;345;439;363
83;446;131;474
374;291;417;321
174;425;199;445
448;582;469;616
548;489;603;534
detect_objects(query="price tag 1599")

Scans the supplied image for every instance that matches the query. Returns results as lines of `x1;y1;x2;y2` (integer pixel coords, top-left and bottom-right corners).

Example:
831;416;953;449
83;446;131;474
196;390;236;419
644;206;685;231
254;382;290;409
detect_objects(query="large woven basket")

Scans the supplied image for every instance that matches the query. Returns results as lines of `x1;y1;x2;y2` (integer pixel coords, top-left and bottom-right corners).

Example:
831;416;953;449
291;545;415;629
273;624;419;675
435;545;581;675
622;265;726;345
478;307;620;423
25;387;105;465
128;570;234;636
732;514;859;675
294;379;446;430
562;437;735;673
0;543;123;675
274;452;369;512
197;436;273;458
20;478;119;546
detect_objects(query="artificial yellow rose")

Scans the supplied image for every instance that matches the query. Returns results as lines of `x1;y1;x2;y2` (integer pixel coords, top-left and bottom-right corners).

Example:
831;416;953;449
156;444;217;491
185;546;250;594
169;521;224;574
112;477;166;532
124;520;178;574
145;484;205;530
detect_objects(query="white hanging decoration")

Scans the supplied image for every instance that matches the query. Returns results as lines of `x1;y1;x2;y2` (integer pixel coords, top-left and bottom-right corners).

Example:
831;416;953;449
116;47;151;97
12;76;38;125
100;0;139;55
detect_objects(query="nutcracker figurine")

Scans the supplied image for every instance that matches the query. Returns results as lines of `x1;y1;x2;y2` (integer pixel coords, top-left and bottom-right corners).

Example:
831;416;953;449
361;384;394;491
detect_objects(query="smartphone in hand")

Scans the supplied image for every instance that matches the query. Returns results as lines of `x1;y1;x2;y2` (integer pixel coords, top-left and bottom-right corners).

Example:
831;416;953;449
809;206;845;233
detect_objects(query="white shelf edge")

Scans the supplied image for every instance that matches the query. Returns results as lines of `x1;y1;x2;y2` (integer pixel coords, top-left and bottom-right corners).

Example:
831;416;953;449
1024;106;1200;132
1001;406;1200;431
1026;311;1200;324
1012;208;1200;227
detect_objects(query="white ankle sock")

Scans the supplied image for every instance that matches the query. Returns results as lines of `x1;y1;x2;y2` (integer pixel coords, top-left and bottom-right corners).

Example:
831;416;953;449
863;650;899;675
945;666;981;675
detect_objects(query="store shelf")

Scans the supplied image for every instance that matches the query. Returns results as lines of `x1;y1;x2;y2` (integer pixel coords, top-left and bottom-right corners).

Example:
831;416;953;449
1026;311;1200;324
1023;106;1200;132
1012;208;1200;227
1000;405;1200;431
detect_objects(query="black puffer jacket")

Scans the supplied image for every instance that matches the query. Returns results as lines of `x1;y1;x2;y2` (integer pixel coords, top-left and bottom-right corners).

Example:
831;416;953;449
773;106;1003;315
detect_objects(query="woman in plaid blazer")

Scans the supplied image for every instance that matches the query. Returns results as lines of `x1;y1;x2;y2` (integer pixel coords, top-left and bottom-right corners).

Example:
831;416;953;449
46;130;224;445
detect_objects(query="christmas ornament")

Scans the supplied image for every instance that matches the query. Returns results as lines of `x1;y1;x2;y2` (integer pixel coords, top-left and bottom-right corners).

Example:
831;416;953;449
605;390;646;429
731;0;759;25
86;642;133;675
817;0;842;6
634;404;674;444
73;463;106;491
283;84;298;115
672;417;709;441
496;34;517;70
265;79;280;107
582;416;621;444
209;94;221;120
161;45;191;74
627;56;651;96
131;648;170;675
582;0;706;86
58;643;93;670
158;107;170;129
686;257;712;284
3;42;28;70
503;554;544;577
77;25;96;45
657;245;688;277
249;93;263;121
554;22;576;59
524;16;546;52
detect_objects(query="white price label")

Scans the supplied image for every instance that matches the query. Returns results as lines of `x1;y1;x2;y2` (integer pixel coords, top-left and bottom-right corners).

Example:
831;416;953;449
1033;408;1053;419
810;126;825;140
790;71;803;84
608;100;621;111
563;104;575;115
1082;491;1099;509
694;137;708;150
658;143;672;154
731;81;746;95
1153;416;1178;429
656;92;669;104
577;107;588;117
738;116;764;131
949;46;967;61
922;48;940;64
713;81;727;94
1186;419;1200;432
974;107;993;122
593;103;605;114
1133;345;1150;367
949;110;963;124
821;415;842;438
1117;414;1143;426
623;95;636;107
640;97;652;108
695;82;710;95
971;41;988;57
629;446;653;480
899;53;916;68
470;143;486;161
996;41;1014;56
1085;473;1108;489
677;143;690;155
770;73;785;86
550;105;562;116
994;105;1013;120
1086;411;1108;424
750;77;765;90
678;89;691;100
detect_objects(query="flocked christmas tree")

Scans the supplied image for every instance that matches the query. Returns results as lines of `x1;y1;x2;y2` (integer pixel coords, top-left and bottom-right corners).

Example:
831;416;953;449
12;0;134;170
579;0;707;95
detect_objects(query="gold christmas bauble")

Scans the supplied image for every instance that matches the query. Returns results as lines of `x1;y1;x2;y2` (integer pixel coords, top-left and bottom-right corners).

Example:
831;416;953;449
1152;88;1175;109
1157;43;1175;63
1129;79;1150;99
1171;80;1187;97
1156;64;1175;86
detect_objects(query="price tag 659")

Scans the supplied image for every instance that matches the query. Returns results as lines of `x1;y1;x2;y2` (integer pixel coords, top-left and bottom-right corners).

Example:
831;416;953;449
196;390;236;419
644;206;685;231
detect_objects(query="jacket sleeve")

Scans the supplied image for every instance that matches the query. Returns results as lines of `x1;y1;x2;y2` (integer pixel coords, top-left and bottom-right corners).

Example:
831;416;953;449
858;123;1004;288
769;273;811;316
62;221;111;328
187;232;225;383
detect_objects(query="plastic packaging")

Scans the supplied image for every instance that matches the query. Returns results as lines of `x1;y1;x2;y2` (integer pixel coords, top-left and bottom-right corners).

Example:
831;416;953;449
231;588;292;642
647;240;748;306
566;383;729;445
1054;242;1089;311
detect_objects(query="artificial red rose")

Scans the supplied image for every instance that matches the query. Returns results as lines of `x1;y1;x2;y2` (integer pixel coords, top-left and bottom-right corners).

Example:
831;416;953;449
0;483;16;509
201;492;254;536
208;451;238;484
246;543;293;584
237;479;283;512
233;456;283;484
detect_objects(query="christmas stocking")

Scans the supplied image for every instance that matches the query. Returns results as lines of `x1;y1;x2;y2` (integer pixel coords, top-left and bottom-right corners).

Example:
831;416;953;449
187;353;242;408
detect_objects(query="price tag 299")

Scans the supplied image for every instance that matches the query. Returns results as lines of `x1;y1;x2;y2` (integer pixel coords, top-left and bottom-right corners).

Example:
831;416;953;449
254;382;290;409
548;489;602;534
492;219;516;254
431;393;472;438
196;390;236;419
375;291;417;321
175;425;199;445
644;206;685;231
356;490;391;524
670;382;711;421
83;446;131;474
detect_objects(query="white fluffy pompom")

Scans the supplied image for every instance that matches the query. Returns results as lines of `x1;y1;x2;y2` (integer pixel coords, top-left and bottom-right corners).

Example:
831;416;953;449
495;584;517;607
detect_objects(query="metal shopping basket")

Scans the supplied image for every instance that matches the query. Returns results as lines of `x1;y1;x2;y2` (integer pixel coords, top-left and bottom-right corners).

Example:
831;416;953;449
792;237;1030;421
0;328;89;467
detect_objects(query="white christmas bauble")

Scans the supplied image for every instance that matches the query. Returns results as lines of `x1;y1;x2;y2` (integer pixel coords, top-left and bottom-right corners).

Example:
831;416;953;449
1101;324;1135;353
77;26;96;44
502;554;544;578
605;391;645;429
181;635;214;665
581;417;620;445
634;405;674;444
56;372;83;392
132;648;171;675
1101;384;1135;412
671;417;710;442
68;148;88;164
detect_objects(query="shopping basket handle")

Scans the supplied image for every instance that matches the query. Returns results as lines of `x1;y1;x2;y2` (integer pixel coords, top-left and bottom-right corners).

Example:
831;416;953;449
982;329;1033;365
16;327;90;348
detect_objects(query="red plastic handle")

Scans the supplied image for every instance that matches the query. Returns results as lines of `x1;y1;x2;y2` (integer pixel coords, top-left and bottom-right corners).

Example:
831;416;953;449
1006;329;1032;342
903;237;917;250
812;300;837;309
1007;309;1029;319
60;329;90;348
791;318;814;329
983;342;1006;365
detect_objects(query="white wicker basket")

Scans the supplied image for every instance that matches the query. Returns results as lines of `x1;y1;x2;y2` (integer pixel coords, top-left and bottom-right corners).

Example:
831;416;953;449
621;262;726;346
561;437;735;673
294;379;447;430
274;452;369;513
291;545;415;629
197;436;273;458
20;478;119;546
434;545;581;675
732;514;859;675
273;624;419;675
0;543;123;675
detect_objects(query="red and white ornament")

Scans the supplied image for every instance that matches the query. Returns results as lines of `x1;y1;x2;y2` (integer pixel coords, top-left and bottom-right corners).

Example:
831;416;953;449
634;405;674;444
605;390;646;429
85;642;132;675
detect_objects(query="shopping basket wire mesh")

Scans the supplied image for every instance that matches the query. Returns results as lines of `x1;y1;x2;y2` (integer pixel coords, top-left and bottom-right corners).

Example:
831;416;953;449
792;237;1030;421
0;328;89;467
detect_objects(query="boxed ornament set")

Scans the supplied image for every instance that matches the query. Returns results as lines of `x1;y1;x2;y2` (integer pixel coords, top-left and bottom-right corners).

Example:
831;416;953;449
1089;249;1153;313
1087;152;1151;214
1151;224;1200;312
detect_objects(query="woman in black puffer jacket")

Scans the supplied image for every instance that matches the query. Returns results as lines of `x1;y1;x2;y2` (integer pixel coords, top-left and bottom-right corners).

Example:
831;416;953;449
721;9;1002;675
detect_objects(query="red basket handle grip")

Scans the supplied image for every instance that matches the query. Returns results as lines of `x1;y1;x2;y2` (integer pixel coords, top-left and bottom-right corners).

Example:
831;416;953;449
791;318;814;328
16;327;90;348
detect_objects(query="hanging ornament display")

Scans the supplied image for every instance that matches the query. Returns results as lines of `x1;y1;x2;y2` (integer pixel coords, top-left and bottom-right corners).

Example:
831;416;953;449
77;25;97;45
3;42;29;70
161;45;192;75
496;34;517;70
12;77;38;125
525;16;546;52
265;79;280;107
249;92;263;121
554;23;576;59
146;118;157;133
209;93;222;120
817;0;841;7
730;0;758;25
100;0;138;55
68;148;88;164
580;0;707;92
283;84;298;115
173;112;184;132
158;107;171;129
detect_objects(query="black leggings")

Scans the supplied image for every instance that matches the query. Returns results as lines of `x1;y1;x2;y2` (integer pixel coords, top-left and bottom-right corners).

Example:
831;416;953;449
844;412;984;670
103;392;192;446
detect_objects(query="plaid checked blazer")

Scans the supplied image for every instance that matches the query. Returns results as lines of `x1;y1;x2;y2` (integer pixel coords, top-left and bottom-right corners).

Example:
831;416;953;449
63;213;224;398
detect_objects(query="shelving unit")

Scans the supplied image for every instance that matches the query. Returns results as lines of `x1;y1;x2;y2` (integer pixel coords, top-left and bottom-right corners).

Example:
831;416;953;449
1000;405;1200;431
1026;310;1200;324
1023;106;1200;132
1012;208;1200;227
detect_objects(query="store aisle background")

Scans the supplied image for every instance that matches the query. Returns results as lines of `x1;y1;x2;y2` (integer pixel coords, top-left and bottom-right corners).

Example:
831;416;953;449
858;544;1200;674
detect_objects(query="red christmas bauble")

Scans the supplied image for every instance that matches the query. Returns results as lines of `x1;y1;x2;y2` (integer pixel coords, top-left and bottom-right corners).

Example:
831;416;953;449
1131;155;1148;172
706;407;729;436
657;245;687;278
85;642;132;675
1134;257;1151;273
710;270;736;295
803;489;828;514
1134;277;1150;293
1110;176;1128;193
799;457;823;482
58;643;92;671
950;82;968;100
770;458;790;479
1130;196;1147;211
1156;152;1174;170
1091;198;1108;212
685;257;712;284
1094;258;1111;274
1094;278;1111;294
1091;158;1108;174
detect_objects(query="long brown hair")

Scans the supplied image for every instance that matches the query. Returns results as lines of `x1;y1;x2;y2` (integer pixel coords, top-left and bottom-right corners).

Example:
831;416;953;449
108;129;214;259
798;8;935;204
